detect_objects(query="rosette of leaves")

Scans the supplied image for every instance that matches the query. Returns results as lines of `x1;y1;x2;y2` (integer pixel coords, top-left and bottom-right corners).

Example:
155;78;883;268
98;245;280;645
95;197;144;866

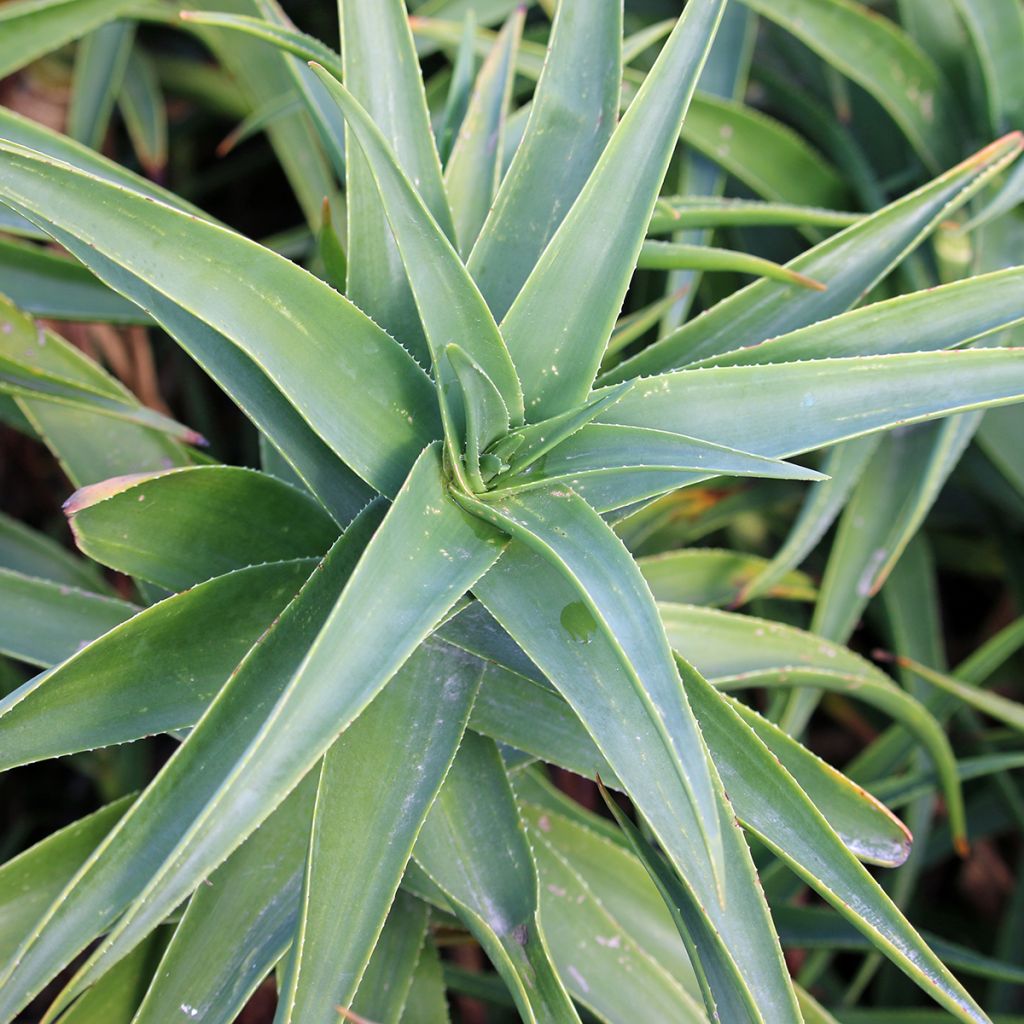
1;1;1024;1023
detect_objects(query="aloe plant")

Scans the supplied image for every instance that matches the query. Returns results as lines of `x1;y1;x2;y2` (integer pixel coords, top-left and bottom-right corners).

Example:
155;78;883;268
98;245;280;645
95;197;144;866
1;1;1024;1022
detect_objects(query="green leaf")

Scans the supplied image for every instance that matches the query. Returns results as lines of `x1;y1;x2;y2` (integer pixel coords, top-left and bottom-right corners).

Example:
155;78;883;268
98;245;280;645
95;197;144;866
950;0;1024;133
0;559;315;770
0;295;189;486
597;350;1024;470
605;134;1023;377
597;778;788;1024
520;799;709;1023
0;104;207;214
446;343;510;491
637;240;827;289
461;485;726;895
0;353;200;444
0;796;132;967
118;48;167;177
0;141;439;497
64;466;338;590
736;436;880;605
638;549;816;607
774;905;1024;985
694;267;1024;369
307;64;525;430
399;937;449;1024
498;0;727;420
977;402;1024;499
467;0;621;320
436;11;477;164
712;667;967;853
51;934;166;1023
811;417;980;645
884;651;1024;735
413;733;580;1024
340;0;454;362
276;640;480;1022
0;0;150;79
131;778;317;1024
0;569;137;668
648;196;858;233
68;21;135;151
181;0;336;229
738;0;957;171
0;237;151;323
350;893;430;1024
473;552;802;1020
684;666;987;1023
489;423;826;512
444;7;522;256
680;98;848;209
0;511;108;592
0;448;504;1020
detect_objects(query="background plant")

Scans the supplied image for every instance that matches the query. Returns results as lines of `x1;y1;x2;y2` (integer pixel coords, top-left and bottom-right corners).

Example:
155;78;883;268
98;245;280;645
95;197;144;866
1;1;1023;1023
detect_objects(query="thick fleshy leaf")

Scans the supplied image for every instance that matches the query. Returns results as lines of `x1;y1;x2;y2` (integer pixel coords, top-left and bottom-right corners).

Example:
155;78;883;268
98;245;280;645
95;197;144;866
490;422;825;511
520;799;708;1023
648;196;857;233
0;141;440;497
812;417;980;645
50;931;166;1024
0;509;376;1022
23;214;370;522
473;549;801;1020
680;93;848;208
68;21;135;150
602;786;773;1022
0;295;189;486
307;65;524;428
638;549;816;607
0;797;132;967
349;893;430;1024
687;665;987;1024
446;344;510;490
0;105;206;214
413;733;580;1024
436;11;477;164
64;466;338;590
690;267;1024;369
118;48;167;176
276;640;481;1024
0;570;137;668
460;485;725;891
605;134;1022;377
444;8;522;256
498;0;726;420
0;0;150;79
0;560;315;770
736;436;880;605
398;937;449;1024
637;239;826;290
341;0;453;361
0;237;150;324
738;0;957;171
596;351;1024;471
952;0;1024;132
471;652;911;868
1;448;505;1020
132;778;316;1024
0;511;108;592
0;354;199;445
467;0;622;320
